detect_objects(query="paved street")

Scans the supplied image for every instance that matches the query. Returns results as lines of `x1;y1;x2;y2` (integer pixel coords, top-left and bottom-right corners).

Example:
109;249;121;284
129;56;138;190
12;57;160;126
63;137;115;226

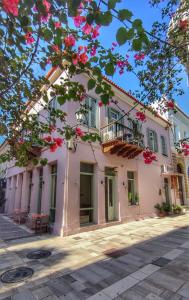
1;215;189;299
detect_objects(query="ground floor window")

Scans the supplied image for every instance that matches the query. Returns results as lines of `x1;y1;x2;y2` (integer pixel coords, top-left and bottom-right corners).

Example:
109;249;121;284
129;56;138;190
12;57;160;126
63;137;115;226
50;164;57;223
105;167;116;222
80;163;94;225
127;171;138;205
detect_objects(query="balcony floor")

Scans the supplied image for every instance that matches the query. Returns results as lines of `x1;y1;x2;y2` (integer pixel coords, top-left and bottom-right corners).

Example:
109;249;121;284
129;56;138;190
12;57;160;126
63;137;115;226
102;140;143;159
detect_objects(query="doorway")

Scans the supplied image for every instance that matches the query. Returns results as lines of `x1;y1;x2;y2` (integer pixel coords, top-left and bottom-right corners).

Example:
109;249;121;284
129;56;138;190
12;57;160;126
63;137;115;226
164;178;170;203
177;164;184;205
105;168;116;222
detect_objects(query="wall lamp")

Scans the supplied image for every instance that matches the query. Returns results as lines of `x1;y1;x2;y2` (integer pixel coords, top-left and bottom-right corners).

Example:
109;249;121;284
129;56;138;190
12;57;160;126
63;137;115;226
66;139;77;153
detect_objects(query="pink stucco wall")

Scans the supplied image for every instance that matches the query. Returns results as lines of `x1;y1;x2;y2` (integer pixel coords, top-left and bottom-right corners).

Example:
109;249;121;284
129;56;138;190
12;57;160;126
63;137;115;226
5;73;172;236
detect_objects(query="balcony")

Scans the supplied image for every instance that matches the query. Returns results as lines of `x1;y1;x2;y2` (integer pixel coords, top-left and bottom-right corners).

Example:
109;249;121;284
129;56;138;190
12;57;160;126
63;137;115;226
101;122;144;159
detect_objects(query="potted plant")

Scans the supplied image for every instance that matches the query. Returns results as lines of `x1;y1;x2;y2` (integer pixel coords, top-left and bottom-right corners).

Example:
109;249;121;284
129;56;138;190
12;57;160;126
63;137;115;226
162;202;172;215
172;204;182;215
154;203;166;217
135;193;139;205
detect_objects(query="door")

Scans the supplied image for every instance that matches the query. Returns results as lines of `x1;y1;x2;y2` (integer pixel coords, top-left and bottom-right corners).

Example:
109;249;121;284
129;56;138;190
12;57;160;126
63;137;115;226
28;171;32;213
105;176;115;222
178;176;184;205
37;169;43;214
164;178;170;204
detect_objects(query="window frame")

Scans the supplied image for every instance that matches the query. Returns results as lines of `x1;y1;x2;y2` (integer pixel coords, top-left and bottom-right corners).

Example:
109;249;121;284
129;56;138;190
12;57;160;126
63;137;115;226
48;96;57;126
50;164;57;223
127;171;139;206
147;128;158;153
82;96;98;129
160;135;168;156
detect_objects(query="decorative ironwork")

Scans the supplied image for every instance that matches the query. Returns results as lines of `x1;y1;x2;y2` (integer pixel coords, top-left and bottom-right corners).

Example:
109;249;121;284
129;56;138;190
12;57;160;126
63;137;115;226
0;267;34;283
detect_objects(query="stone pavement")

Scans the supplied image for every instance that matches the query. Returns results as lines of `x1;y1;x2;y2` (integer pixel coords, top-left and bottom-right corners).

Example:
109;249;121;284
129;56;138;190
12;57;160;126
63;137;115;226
1;215;189;299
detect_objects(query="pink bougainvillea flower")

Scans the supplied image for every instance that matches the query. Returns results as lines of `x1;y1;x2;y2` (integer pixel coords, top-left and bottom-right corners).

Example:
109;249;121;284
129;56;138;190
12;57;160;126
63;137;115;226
53;137;63;147
75;127;84;137
52;44;60;53
25;32;35;44
182;143;189;156
82;23;92;35
78;45;84;52
55;22;61;28
64;35;76;47
166;100;174;110
43;136;52;143
90;46;97;57
91;25;100;39
136;111;146;122
43;0;51;12
2;0;19;16
134;53;145;61
98;101;103;107
46;57;51;64
72;53;79;65
50;143;58;152
143;149;157;165
73;15;86;27
40;12;51;23
179;19;188;30
79;52;88;64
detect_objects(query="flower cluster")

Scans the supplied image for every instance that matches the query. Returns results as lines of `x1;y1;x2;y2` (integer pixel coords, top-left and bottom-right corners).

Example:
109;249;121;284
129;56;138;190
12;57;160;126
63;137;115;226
43;136;64;152
72;46;88;65
181;143;189;156
75;127;84;137
25;32;35;45
134;53;145;61
166;100;174;110
143;149;157;164
2;0;19;16
64;35;76;48
73;10;100;39
116;56;129;75
135;111;146;122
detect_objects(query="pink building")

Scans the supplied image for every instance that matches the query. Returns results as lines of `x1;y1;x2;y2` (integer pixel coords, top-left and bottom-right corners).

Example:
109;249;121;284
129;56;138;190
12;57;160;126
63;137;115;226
4;69;172;236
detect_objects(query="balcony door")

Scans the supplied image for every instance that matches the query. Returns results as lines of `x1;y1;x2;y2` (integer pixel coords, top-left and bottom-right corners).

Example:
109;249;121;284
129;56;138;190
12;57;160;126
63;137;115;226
105;168;116;222
108;108;124;139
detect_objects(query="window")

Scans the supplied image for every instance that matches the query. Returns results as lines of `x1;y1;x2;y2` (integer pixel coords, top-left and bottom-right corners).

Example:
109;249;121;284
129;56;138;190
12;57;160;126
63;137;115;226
80;163;94;225
161;135;167;156
147;129;158;152
50;164;57;223
127;171;138;205
82;97;97;128
48;97;57;126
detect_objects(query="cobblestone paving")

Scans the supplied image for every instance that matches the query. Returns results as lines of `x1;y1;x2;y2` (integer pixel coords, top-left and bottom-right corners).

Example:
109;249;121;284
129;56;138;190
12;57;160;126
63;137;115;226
1;215;189;299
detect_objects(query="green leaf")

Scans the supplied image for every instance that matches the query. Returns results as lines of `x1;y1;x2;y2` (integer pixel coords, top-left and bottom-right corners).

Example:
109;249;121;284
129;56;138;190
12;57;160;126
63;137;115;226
108;0;117;9
118;9;133;21
132;38;142;51
20;16;30;27
88;79;96;90
95;85;103;94
132;19;143;29
57;96;66;105
116;27;129;46
101;94;110;104
105;63;115;76
96;11;112;26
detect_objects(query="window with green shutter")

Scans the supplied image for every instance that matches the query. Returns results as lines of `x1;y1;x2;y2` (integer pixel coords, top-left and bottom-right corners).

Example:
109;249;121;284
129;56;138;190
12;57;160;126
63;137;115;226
82;96;97;128
147;129;158;152
161;135;167;156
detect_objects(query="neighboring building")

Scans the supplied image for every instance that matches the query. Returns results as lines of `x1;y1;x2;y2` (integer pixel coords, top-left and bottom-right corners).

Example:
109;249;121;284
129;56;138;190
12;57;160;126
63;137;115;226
2;68;172;236
0;141;10;212
167;105;189;206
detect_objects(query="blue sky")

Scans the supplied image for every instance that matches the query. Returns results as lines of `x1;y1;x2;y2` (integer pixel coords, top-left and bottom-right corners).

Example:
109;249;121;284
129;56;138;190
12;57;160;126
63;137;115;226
98;0;189;115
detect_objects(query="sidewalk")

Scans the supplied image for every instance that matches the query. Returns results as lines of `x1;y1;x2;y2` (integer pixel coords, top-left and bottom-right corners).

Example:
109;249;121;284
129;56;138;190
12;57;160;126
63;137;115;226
0;214;189;299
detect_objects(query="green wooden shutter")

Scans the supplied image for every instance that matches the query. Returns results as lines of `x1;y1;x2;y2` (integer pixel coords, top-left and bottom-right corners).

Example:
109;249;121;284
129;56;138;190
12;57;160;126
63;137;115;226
147;128;152;150
154;131;158;152
90;98;97;128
